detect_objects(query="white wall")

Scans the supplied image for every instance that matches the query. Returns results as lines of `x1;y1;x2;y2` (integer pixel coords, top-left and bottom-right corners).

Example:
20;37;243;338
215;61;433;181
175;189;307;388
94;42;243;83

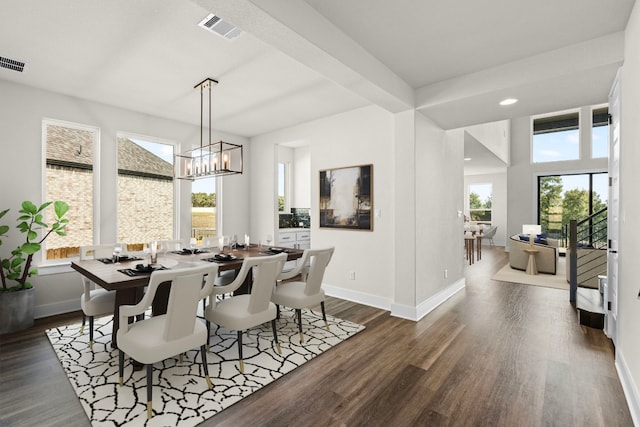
617;2;640;423
293;146;311;208
250;106;466;316
465;120;510;164
0;80;249;317
465;171;507;247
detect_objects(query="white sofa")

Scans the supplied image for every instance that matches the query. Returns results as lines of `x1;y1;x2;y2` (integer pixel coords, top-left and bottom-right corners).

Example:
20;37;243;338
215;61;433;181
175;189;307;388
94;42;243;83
509;234;559;275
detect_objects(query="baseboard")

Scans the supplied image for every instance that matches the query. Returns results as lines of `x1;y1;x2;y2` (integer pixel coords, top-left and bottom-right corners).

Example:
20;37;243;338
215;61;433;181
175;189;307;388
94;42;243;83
391;278;466;321
323;284;392;311
616;349;640;426
35;298;80;319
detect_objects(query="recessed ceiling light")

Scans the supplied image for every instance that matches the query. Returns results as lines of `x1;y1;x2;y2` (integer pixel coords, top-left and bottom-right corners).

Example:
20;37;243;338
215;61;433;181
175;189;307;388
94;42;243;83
464;157;472;161
499;98;518;106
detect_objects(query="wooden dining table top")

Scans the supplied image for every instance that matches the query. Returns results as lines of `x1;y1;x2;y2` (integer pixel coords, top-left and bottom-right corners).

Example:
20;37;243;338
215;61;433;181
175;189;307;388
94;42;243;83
71;244;304;291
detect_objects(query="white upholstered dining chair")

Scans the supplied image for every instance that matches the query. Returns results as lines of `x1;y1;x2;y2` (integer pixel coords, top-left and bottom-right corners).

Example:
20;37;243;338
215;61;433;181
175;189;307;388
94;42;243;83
204;252;287;373
272;247;335;344
79;244;119;349
117;263;218;419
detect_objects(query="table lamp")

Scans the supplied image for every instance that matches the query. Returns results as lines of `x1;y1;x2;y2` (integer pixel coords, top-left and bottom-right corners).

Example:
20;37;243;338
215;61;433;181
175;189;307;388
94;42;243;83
522;224;542;246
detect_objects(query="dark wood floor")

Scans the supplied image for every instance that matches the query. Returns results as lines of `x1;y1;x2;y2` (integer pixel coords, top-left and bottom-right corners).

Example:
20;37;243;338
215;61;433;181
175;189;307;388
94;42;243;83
0;248;633;426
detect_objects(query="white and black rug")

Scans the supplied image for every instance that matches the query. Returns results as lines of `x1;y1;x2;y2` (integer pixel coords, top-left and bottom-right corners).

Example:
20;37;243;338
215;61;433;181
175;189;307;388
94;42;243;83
46;308;364;426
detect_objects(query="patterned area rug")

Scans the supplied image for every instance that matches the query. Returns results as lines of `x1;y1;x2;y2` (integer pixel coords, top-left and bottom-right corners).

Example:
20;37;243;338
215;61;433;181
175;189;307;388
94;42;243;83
46;308;364;426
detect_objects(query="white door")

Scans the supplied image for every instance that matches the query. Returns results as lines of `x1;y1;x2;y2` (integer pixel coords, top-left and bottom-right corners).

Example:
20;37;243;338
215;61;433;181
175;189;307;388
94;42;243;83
606;69;621;344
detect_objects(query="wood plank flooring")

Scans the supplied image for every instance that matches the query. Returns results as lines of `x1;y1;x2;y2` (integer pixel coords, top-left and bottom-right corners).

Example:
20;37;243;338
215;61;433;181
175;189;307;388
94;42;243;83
0;248;633;426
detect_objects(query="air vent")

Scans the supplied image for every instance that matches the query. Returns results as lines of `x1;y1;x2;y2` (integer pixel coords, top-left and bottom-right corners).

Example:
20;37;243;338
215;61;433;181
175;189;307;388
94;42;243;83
0;56;26;73
198;13;242;41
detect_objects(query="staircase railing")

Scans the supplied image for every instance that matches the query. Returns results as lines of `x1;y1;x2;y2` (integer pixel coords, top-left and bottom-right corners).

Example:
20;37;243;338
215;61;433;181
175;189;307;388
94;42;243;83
568;207;607;303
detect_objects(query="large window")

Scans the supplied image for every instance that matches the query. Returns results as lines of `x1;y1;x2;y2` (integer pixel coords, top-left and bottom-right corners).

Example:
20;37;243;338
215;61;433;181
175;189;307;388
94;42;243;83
468;183;492;225
44;119;98;260
538;172;607;239
592;107;609;159
532;111;580;163
117;134;175;249
192;176;217;241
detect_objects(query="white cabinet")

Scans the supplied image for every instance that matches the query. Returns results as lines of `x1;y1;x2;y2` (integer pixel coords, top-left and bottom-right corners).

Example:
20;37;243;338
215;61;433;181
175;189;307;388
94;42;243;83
277;229;310;249
277;231;296;248
296;231;310;249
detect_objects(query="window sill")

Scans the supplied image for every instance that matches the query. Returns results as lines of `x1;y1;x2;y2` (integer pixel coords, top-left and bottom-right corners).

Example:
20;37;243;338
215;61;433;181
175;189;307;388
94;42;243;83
37;260;75;275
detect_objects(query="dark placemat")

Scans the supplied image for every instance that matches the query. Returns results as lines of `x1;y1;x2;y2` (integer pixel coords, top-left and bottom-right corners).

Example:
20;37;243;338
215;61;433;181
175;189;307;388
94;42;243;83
171;249;209;256
203;254;242;263
118;265;168;276
97;255;142;264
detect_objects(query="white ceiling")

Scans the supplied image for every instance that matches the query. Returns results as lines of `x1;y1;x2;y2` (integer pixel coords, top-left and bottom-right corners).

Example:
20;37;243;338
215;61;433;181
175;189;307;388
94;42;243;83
0;0;635;171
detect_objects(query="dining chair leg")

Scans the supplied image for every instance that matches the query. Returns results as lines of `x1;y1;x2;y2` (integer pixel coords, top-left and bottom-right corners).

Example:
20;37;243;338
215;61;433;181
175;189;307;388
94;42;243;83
146;365;153;419
80;313;86;334
200;345;213;389
271;319;281;354
89;316;94;349
296;309;304;344
118;350;124;386
321;301;329;330
206;320;211;350
276;304;280;320
237;331;244;373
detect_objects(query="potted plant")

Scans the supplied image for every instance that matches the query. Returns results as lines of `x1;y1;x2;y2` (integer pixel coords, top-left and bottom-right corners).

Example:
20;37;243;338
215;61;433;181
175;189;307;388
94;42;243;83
0;201;69;334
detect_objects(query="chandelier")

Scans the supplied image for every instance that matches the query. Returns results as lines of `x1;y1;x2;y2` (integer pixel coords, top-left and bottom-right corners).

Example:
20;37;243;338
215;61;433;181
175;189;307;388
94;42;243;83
175;78;243;180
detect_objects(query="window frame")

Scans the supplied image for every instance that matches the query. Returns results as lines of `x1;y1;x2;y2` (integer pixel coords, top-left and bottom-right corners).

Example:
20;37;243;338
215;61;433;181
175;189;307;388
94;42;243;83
41;118;100;265
467;182;493;226
531;109;581;164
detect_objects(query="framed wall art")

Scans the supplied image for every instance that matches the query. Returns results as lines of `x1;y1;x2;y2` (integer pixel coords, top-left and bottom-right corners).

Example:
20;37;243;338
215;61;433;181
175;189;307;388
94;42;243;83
319;164;372;230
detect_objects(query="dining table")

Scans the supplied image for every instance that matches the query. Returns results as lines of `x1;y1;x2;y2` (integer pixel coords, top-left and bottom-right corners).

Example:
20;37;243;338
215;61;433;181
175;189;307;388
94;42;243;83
71;244;304;349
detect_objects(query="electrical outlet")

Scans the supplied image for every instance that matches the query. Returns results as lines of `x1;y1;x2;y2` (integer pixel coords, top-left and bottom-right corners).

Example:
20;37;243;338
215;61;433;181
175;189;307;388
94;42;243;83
349;271;356;280
444;269;448;279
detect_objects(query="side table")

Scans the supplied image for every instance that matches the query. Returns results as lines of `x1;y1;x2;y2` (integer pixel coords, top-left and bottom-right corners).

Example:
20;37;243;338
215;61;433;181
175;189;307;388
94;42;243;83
524;248;539;275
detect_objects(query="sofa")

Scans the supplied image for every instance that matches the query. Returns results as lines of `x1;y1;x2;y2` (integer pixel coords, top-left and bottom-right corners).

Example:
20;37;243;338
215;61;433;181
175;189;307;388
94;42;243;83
509;234;559;274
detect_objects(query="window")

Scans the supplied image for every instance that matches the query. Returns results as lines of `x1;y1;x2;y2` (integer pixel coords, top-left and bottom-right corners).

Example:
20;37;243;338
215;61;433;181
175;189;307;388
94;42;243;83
532;111;580;163
192;176;217;241
538;172;608;239
117;134;175;249
468;183;492;225
44;119;98;260
592;107;609;159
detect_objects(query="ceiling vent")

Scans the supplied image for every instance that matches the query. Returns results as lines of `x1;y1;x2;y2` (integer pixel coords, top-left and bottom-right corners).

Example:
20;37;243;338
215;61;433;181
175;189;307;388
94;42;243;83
0;56;26;73
198;13;242;41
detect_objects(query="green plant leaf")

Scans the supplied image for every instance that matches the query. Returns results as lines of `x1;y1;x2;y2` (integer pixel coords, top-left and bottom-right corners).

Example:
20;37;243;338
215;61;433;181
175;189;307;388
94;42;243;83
28;268;38;276
37;201;52;213
54;201;69;218
0;225;9;235
27;230;37;241
21;201;38;214
21;242;41;254
11;257;25;268
0;208;9;220
7;272;19;280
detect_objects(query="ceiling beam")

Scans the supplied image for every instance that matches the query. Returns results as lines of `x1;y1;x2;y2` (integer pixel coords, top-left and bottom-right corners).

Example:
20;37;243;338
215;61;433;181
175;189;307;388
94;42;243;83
191;0;415;113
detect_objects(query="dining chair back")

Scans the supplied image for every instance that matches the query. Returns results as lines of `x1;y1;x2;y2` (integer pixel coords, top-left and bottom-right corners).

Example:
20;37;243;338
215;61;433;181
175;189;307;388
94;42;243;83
204;252;287;373
79;244;120;349
117;263;218;419
272;247;335;343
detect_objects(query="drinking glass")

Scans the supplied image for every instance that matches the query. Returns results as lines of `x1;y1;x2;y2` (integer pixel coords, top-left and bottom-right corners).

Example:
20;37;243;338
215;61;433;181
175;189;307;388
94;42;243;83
150;240;158;264
112;243;123;263
244;233;250;247
231;234;238;250
218;236;225;253
189;237;197;254
265;234;273;247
